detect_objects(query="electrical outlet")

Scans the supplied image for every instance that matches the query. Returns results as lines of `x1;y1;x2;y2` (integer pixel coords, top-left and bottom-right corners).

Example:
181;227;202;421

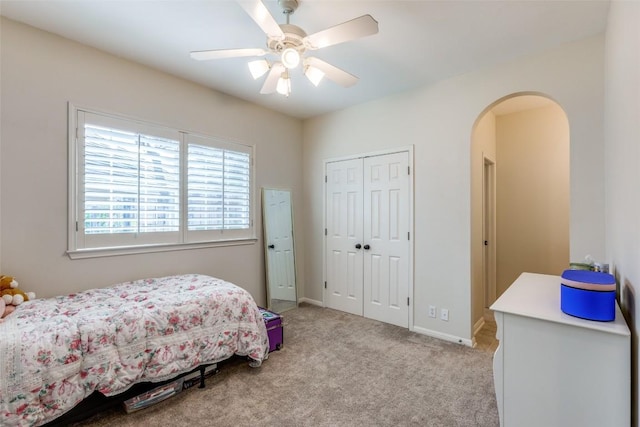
428;305;436;318
441;308;449;321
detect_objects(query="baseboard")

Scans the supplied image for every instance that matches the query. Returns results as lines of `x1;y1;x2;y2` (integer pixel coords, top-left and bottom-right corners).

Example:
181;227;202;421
470;318;485;349
298;297;323;307
473;317;485;337
411;325;473;347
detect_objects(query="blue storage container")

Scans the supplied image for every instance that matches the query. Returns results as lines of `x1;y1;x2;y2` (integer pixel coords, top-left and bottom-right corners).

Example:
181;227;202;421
560;269;616;321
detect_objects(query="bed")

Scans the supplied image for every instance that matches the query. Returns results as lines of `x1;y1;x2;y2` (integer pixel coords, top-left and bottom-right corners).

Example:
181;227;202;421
0;273;269;426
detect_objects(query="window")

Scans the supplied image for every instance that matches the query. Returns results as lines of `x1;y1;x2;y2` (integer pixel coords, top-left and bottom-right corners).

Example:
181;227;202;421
184;134;252;243
68;106;254;257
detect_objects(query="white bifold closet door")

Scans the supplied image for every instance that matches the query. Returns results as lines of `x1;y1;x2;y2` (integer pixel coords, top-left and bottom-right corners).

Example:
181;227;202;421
325;151;410;328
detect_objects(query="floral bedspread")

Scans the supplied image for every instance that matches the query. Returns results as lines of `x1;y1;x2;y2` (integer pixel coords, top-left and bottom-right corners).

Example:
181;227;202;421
0;274;269;426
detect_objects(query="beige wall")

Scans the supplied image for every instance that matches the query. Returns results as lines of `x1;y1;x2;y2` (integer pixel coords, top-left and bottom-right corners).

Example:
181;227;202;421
495;104;570;295
303;35;605;343
0;18;3;273
0;18;304;302
0;14;611;348
604;1;640;424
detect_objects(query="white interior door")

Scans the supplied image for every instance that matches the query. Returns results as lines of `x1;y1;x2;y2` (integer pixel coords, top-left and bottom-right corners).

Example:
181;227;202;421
325;152;411;327
325;158;364;316
263;189;296;302
363;152;410;327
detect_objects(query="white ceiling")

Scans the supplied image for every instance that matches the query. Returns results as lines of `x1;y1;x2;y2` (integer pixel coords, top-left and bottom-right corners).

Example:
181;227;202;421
0;0;610;119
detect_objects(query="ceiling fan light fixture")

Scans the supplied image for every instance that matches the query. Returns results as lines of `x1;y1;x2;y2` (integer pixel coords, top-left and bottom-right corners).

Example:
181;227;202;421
281;48;300;69
248;59;270;79
191;0;380;97
276;72;292;97
304;65;325;86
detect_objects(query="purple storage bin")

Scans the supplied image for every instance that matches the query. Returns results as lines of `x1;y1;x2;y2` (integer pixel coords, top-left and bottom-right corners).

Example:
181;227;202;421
259;307;283;352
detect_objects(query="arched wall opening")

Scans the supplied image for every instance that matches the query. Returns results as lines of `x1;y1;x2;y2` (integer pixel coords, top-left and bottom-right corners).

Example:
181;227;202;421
470;92;570;338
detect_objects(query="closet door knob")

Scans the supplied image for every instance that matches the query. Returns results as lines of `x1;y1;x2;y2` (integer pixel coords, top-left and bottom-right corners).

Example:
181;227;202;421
355;244;362;249
268;244;275;249
363;244;370;250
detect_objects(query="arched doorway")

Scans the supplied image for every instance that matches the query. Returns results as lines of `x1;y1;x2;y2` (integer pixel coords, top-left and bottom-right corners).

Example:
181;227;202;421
470;93;570;346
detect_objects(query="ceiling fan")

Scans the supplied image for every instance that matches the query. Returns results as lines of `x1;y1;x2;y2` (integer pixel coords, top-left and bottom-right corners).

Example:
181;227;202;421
190;0;379;97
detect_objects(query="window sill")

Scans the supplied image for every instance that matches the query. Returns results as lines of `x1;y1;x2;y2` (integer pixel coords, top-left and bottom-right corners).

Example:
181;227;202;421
67;238;258;260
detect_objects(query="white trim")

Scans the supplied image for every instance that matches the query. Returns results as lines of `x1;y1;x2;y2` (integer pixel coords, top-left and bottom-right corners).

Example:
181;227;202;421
324;146;415;164
411;325;473;347
322;162;327;308
407;146;415;332
472;317;486;348
482;153;497;307
67;103;79;253
473;316;486;336
67;238;257;259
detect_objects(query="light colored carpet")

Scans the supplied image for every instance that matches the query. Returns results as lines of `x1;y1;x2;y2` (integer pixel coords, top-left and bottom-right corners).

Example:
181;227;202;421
75;304;499;426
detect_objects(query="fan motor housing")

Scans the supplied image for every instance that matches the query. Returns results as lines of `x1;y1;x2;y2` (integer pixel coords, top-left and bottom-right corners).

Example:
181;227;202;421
268;24;306;53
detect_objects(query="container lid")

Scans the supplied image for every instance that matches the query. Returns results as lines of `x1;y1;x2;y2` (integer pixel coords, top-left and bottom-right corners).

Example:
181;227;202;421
561;269;615;285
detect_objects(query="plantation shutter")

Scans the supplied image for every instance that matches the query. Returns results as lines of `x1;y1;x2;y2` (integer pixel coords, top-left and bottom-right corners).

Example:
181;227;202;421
137;134;180;232
78;112;181;249
185;134;252;242
83;124;140;234
223;149;251;229
187;144;224;230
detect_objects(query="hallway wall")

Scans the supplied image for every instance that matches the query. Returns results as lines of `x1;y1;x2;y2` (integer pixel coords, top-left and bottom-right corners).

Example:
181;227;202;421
495;104;570;295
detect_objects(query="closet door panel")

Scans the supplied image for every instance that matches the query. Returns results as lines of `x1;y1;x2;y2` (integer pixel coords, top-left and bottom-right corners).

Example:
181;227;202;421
363;152;410;328
325;158;364;315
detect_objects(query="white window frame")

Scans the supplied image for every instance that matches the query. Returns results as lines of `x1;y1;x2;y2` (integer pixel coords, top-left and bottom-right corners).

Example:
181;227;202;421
67;103;256;259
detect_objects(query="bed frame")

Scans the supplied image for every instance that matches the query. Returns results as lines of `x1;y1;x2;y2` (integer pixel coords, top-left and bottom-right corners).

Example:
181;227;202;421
43;362;219;426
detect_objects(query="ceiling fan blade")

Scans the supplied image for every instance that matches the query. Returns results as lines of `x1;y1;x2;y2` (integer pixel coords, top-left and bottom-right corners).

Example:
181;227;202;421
305;57;358;87
190;48;268;61
260;63;285;94
304;15;378;50
237;0;285;39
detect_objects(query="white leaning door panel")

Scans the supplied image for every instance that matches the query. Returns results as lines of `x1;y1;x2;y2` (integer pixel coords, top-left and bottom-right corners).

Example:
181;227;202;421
325;159;364;315
363;152;410;328
264;189;296;301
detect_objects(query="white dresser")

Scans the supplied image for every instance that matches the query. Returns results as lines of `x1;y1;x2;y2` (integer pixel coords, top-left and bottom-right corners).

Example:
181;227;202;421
491;272;630;427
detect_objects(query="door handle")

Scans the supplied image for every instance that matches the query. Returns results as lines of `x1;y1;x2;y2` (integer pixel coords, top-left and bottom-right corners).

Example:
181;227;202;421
268;244;275;249
355;243;362;249
363;244;370;250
